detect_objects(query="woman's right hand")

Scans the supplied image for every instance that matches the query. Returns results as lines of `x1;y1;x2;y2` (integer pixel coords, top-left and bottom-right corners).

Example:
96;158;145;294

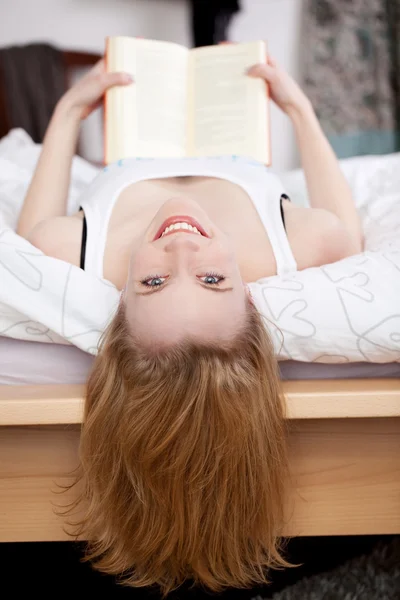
59;58;133;121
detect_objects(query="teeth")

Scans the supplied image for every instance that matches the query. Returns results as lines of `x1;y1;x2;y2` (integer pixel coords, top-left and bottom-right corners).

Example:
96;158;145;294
161;222;202;237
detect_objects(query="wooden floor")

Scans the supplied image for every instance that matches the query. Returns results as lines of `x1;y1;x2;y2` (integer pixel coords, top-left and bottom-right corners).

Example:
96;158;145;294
0;380;399;542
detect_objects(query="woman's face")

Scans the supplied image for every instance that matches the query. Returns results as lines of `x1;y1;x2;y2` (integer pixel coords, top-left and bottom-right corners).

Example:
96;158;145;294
124;198;248;348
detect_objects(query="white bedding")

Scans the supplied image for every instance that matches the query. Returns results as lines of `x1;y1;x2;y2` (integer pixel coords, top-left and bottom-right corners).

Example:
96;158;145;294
1;337;399;385
0;129;399;363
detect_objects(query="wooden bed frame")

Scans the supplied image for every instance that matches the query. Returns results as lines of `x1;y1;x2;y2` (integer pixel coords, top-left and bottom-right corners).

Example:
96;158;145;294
0;47;399;543
0;379;399;542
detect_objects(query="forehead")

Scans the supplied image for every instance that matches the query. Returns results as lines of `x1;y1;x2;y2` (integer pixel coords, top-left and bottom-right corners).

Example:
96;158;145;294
126;284;246;344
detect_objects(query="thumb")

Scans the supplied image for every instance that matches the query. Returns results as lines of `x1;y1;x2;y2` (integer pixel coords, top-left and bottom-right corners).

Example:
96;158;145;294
95;71;133;95
246;62;275;81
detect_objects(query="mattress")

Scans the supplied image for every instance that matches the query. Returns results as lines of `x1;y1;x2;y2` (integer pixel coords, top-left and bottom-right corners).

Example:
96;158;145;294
0;338;399;385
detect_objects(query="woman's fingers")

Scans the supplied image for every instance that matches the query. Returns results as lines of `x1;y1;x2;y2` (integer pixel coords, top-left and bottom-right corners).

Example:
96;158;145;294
88;57;133;90
247;53;279;79
80;72;133;118
246;63;274;81
94;71;133;95
81;71;133;115
105;71;133;87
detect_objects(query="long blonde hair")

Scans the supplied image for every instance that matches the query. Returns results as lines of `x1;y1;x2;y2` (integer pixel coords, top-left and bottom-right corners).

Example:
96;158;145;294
68;300;293;596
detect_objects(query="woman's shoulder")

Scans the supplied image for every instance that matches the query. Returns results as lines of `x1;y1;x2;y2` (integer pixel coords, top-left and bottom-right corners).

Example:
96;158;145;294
25;214;83;266
283;202;359;269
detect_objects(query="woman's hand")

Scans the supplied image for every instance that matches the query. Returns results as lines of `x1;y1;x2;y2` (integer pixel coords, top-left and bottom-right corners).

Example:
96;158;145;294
59;58;133;120
247;55;311;117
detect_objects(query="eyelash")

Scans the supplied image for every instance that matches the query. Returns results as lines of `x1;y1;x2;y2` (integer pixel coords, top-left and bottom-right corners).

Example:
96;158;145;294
139;274;166;287
140;272;226;287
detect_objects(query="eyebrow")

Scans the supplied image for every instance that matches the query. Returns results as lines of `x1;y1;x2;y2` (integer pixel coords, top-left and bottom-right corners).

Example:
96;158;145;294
135;284;234;297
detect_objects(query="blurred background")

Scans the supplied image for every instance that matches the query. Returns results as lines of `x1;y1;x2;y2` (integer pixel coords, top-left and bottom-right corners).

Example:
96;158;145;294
0;0;398;171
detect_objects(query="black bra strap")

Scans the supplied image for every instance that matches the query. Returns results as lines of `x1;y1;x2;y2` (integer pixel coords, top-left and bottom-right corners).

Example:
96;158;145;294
79;208;87;270
280;194;290;232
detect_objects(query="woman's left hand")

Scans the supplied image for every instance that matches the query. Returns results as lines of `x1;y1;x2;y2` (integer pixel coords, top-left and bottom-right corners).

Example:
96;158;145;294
247;55;311;117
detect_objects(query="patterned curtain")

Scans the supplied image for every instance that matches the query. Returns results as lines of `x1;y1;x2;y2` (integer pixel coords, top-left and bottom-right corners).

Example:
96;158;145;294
302;0;400;158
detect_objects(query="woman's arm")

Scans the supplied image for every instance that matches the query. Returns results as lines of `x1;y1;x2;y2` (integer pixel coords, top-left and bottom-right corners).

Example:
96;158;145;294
288;102;363;251
17;60;133;239
16;104;80;238
248;57;363;253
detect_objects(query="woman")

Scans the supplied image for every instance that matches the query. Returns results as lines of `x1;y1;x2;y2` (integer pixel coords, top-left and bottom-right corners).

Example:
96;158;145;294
17;56;363;595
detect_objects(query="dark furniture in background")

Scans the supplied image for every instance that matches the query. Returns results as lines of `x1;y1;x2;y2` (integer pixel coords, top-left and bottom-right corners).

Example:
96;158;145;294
0;45;100;142
191;0;241;46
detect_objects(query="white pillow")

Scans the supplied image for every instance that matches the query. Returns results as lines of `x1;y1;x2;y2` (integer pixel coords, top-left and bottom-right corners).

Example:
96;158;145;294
0;129;399;363
249;153;400;362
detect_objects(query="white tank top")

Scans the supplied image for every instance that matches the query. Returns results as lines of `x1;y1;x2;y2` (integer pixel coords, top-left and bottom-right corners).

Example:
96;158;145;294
79;155;298;278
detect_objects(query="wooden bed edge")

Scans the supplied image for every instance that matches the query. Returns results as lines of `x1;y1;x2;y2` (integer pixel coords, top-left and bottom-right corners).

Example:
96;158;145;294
0;379;399;425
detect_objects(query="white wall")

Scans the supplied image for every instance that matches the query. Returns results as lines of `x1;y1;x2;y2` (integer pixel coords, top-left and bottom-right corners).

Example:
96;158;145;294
0;0;303;170
0;0;191;50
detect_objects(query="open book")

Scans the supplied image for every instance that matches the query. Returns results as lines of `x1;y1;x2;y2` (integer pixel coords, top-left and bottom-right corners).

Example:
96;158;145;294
105;37;270;165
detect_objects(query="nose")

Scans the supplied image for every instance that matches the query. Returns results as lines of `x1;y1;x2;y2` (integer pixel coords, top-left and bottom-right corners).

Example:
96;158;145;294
163;233;201;253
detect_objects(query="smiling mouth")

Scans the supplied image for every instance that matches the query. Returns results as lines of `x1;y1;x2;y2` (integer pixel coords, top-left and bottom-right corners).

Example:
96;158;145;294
153;215;209;241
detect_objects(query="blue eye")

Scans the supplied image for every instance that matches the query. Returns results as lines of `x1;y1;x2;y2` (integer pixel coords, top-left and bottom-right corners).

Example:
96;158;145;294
139;272;225;288
140;275;167;287
200;272;225;285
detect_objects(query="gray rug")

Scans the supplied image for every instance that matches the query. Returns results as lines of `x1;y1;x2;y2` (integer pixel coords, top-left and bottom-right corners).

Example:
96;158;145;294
252;536;400;600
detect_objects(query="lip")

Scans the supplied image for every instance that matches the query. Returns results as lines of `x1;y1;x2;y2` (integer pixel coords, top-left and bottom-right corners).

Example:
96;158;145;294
153;215;209;241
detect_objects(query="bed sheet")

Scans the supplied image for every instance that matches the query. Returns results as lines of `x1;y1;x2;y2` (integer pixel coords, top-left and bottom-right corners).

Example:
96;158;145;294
1;337;399;385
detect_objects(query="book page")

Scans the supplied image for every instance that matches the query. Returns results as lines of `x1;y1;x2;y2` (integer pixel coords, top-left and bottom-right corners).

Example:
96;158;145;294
105;37;136;164
105;37;188;163
187;41;270;164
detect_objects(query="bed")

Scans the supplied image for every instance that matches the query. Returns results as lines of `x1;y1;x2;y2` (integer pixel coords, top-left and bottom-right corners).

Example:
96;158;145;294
0;48;399;543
